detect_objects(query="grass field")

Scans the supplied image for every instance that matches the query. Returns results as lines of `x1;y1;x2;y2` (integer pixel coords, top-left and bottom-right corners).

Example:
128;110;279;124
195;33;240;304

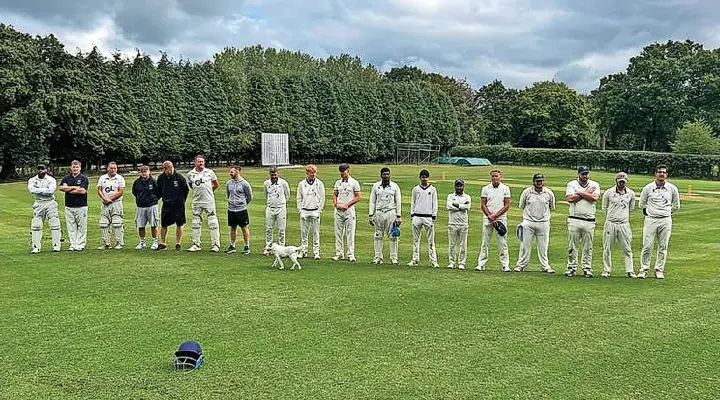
1;163;719;399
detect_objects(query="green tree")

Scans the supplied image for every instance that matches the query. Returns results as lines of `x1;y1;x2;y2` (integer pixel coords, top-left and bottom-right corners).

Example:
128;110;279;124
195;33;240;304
671;120;720;154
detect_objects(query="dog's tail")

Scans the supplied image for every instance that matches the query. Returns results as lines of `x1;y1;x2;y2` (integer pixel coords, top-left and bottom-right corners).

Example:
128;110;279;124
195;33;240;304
298;244;308;254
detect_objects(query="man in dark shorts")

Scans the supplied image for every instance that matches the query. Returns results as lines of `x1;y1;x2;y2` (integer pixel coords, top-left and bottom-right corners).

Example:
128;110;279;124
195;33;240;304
156;160;189;250
225;166;253;254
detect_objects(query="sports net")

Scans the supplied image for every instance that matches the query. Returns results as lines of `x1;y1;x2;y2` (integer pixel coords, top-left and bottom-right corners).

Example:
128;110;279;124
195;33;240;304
395;143;440;165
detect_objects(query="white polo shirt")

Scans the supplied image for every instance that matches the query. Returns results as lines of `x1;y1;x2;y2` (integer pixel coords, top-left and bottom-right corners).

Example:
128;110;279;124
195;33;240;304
480;182;511;224
566;179;600;220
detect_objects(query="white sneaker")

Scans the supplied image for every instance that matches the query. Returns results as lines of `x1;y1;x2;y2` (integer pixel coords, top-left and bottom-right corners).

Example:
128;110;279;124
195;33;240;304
407;260;418;266
187;244;202;252
502;266;511;272
135;242;145;250
211;245;220;253
372;258;383;265
30;248;40;254
458;265;465;270
475;265;486;271
114;244;124;250
348;256;356;262
654;269;664;279
52;247;61;252
601;271;611;278
447;264;455;269
513;266;525;272
150;242;159;250
637;270;648;279
314;255;320;260
331;255;343;261
431;262;440;268
97;244;110;250
67;246;76;252
542;267;556;274
626;271;637;278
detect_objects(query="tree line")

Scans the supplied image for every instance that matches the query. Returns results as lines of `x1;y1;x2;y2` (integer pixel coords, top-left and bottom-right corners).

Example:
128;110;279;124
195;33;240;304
3;23;720;179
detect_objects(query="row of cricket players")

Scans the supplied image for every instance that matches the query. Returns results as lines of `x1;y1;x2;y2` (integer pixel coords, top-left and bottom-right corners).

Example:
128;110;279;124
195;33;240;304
26;156;680;279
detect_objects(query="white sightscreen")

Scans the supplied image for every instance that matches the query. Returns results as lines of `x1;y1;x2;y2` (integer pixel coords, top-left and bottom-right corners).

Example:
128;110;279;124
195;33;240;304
261;133;289;166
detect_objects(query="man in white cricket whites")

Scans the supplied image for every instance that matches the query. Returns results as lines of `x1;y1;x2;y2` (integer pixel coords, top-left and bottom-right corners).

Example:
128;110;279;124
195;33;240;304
297;164;325;259
97;161;126;249
332;163;361;262
263;167;291;255
131;165;160;250
186;155;221;252
564;166;601;278
28;164;62;253
408;169;439;268
514;173;556;273
447;178;471;270
476;169;511;272
638;164;680;279
601;172;636;278
225;166;253;254
369;167;402;265
59;160;89;251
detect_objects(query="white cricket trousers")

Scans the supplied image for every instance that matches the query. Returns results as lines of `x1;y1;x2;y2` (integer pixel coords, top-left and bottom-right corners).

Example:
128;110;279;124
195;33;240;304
191;203;220;248
477;222;509;269
300;210;321;257
334;208;356;259
411;216;437;263
516;220;551;270
65;206;88;250
99;201;124;246
373;209;398;263
31;200;61;251
265;206;287;249
640;216;672;272
603;221;633;274
567;218;596;273
448;224;468;267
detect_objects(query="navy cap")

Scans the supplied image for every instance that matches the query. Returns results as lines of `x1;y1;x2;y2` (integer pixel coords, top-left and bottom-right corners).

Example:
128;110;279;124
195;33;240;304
533;173;544;181
454;178;465;185
578;166;591;173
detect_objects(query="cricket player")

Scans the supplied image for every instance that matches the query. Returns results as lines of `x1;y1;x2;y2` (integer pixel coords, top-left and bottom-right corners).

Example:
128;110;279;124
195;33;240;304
476;169;511;272
601;172;636;278
27;164;61;253
263;167;291;255
97;161;126;249
564;166;601;278
156;160;189;251
131;165;160;250
369;167;402;265
297;164;325;259
514;173;556;273
408;169;439;268
59;160;89;251
638;164;680;279
332;163;361;262
186;155;221;252
225;166;253;254
447;178;471;270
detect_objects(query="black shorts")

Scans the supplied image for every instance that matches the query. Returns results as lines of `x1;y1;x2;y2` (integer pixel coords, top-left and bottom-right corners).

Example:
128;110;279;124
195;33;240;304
228;210;249;228
161;202;186;227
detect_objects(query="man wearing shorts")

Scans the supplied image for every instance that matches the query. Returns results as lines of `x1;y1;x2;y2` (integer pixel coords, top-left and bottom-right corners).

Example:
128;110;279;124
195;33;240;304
156;160;189;251
225;166;253;254
97;161;126;250
132;165;160;250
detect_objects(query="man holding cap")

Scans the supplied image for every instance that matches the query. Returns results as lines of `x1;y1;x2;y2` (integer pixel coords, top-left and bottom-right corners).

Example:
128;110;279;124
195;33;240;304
408;169;439;268
638;164;680;279
601;172;636;278
514;173;556;273
369;167;402;265
447;178;472;270
332;163;362;262
564;166;601;277
476;169;511;272
27;164;62;253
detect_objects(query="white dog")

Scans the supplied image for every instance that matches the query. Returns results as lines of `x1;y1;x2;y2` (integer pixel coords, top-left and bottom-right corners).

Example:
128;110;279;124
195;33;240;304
269;243;307;270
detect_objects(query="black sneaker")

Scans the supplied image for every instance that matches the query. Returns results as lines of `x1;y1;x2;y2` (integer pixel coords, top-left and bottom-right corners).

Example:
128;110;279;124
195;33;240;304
243;246;250;255
225;245;237;254
175;243;181;251
156;243;167;251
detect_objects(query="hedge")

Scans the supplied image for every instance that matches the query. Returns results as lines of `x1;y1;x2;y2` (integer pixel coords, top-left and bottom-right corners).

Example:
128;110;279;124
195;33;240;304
452;145;720;180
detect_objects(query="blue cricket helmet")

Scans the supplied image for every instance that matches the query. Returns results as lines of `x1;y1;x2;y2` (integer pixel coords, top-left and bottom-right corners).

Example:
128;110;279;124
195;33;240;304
390;225;401;238
173;340;204;371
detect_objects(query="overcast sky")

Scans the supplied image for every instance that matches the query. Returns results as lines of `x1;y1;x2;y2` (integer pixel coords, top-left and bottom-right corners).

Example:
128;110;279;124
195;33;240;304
1;0;719;93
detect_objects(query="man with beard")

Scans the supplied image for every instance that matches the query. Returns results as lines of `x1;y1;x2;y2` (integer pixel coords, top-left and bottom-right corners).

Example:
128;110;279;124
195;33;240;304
186;155;221;252
263;166;291;255
408;169;439;268
156;160;189;251
638;164;680;279
514;173;556;273
131;165;160;250
296;164;325;259
476;169;511;272
564;166;601;278
28;164;62;253
369;167;402;265
601;172;636;278
447;178;471;270
59;160;89;251
97;161;126;250
225;166;253;255
332;163;362;262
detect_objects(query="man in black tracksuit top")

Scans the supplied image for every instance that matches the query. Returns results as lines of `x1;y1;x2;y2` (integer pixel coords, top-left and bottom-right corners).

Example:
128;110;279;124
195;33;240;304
132;165;161;250
156;160;190;251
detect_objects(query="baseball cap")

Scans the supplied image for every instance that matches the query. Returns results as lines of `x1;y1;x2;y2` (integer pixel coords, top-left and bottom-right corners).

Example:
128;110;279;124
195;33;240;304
454;178;465;185
615;172;628;182
37;164;47;170
339;163;350;172
533;173;545;181
419;169;430;178
578;166;591;173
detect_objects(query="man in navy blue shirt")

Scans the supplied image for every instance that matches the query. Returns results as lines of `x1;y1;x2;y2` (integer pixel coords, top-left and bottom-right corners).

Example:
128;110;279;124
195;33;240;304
58;160;89;251
156;160;189;251
132;165;160;250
